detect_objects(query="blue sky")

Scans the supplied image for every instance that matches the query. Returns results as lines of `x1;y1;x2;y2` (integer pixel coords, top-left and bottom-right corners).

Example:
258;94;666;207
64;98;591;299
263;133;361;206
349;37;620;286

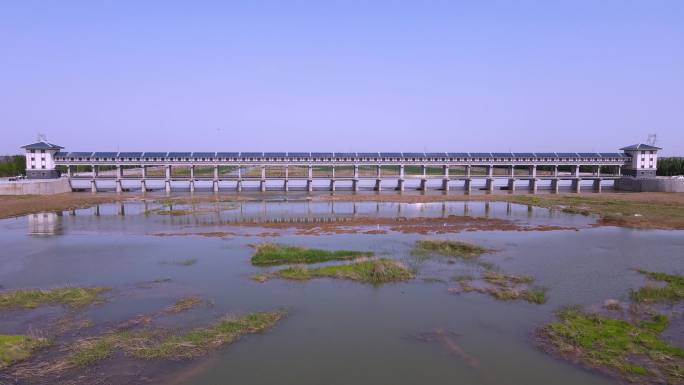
1;1;682;154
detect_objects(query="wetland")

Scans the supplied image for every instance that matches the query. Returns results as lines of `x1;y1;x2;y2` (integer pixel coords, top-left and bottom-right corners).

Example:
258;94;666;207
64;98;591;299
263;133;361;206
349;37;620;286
0;192;683;384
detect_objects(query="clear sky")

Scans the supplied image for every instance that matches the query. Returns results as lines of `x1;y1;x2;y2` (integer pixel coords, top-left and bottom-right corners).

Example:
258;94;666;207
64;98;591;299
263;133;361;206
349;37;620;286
1;1;682;155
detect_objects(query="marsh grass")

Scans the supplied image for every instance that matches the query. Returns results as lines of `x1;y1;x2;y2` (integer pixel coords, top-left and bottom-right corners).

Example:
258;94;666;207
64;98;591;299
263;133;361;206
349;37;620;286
68;311;284;366
165;296;203;313
631;270;684;303
0;334;50;368
541;307;684;384
0;287;110;309
483;271;533;285
412;239;491;260
457;272;547;304
259;259;414;284
251;243;373;266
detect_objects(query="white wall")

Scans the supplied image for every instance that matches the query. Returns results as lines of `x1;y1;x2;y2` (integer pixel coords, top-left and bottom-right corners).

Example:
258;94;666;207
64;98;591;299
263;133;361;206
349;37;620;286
25;149;57;171
627;150;658;170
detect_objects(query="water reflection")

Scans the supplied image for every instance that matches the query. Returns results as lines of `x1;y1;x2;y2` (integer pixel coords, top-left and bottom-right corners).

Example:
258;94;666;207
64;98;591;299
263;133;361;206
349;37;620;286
28;212;63;235
30;200;595;236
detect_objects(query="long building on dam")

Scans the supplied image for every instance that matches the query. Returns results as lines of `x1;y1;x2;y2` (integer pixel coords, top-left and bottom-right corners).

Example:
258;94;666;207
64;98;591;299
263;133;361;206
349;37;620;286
17;140;669;193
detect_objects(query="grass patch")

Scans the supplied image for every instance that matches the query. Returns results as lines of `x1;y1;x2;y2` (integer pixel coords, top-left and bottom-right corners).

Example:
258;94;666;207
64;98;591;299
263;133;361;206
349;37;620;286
69;335;118;367
483;271;533;285
0;287;110;309
251;243;373;266
521;288;548;304
455;272;547;304
166;296;203;313
540;307;684;384
68;311;284;365
0;334;50;368
413;239;491;260
259;259;414;284
631;270;684;303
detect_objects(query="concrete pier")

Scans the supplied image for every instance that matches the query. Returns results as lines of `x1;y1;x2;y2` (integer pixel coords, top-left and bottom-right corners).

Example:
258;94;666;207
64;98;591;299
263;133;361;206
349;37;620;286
529;179;538;193
441;178;449;191
213;166;219;193
507;178;516;192
550;178;559;194
572;178;582;193
140;166;146;192
464;179;472;194
485;178;494;192
593;179;602;193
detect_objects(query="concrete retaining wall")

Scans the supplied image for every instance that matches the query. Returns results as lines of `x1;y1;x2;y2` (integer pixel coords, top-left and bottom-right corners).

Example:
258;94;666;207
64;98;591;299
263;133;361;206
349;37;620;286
0;178;72;195
615;177;684;192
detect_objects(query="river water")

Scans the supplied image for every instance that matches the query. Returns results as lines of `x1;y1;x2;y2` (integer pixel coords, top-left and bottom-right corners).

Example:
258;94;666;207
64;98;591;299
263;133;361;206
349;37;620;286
1;197;682;385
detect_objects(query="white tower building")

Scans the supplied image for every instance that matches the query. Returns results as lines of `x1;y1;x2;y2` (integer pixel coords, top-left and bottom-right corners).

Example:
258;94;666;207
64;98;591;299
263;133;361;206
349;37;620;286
21;139;64;179
620;143;661;178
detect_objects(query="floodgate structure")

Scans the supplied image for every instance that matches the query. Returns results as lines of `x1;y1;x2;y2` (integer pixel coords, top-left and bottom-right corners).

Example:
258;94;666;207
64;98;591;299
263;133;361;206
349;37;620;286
19;140;667;193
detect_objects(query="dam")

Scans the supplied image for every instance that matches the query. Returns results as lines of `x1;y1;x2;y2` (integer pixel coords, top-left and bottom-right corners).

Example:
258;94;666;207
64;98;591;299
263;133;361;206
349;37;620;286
20;140;664;194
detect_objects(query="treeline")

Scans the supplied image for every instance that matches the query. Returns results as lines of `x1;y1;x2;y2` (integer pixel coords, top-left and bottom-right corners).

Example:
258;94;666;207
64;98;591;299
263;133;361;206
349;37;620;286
657;157;684;176
0;155;26;177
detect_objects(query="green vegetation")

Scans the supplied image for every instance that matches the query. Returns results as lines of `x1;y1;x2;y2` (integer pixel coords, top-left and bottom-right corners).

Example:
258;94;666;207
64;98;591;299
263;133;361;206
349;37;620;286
69;335;117;366
0;287;109;309
483;270;533;285
658;157;684;176
413;239;491;260
0;155;25;177
456;272;547;304
166;296;202;313
403;165;444;175
0;334;49;368
631;270;684;303
68;311;284;366
541;307;684;384
521;288;548;304
258;259;414;284
251;243;373;266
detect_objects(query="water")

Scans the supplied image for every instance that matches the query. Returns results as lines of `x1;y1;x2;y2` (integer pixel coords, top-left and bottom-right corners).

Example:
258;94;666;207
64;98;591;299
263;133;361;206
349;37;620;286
1;198;682;385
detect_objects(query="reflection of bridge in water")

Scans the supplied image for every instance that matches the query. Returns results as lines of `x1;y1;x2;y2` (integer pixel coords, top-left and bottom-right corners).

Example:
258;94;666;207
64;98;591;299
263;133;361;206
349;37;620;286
55;150;630;194
55;200;583;227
